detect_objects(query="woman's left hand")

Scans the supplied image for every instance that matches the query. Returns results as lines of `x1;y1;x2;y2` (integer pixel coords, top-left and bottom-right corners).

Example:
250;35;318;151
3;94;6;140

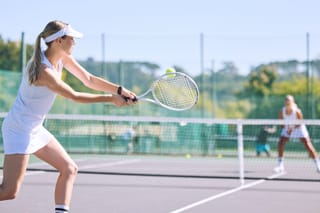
120;87;137;102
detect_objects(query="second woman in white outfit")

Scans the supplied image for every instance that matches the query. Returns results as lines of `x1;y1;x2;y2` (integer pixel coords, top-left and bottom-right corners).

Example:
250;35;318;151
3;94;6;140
274;95;320;173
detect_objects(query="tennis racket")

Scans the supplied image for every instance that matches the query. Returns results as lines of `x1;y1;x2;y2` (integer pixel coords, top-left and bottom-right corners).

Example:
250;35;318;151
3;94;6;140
132;72;199;111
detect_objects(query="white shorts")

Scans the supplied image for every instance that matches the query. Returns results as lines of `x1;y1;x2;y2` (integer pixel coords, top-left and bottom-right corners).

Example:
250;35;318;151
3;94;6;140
280;125;309;138
2;118;54;155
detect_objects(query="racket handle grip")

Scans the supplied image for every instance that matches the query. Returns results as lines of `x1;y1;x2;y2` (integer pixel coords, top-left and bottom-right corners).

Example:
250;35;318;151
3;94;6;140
124;96;138;102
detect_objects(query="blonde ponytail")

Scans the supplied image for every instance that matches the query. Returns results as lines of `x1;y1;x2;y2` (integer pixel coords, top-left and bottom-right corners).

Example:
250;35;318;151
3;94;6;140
27;20;67;84
28;34;43;84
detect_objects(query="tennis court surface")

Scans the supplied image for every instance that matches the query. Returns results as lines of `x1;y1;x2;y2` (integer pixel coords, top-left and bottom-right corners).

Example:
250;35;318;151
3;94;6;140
0;154;319;213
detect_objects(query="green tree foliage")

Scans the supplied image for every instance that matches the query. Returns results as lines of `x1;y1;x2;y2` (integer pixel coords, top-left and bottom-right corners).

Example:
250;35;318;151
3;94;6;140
0;35;33;72
241;65;278;97
240;62;320;119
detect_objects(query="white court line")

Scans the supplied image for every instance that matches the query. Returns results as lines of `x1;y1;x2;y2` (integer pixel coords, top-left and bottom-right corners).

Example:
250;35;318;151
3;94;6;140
170;172;287;213
28;158;87;168
79;159;141;170
0;171;46;179
0;159;141;179
25;171;46;176
0;158;50;179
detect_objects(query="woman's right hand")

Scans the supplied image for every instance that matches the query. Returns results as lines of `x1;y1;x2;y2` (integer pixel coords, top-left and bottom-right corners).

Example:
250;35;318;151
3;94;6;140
111;94;135;107
118;86;137;102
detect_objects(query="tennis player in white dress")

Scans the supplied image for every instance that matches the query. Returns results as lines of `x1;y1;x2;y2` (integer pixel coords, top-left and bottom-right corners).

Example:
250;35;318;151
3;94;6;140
0;20;136;213
274;95;320;173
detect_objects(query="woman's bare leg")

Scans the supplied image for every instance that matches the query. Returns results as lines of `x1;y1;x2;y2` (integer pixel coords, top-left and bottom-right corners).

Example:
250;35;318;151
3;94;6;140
278;137;289;158
34;137;78;207
300;137;320;172
0;154;29;200
274;137;289;172
300;137;318;159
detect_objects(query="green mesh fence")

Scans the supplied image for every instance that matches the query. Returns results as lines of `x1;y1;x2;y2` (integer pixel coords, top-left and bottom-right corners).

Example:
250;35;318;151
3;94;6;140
1;114;320;181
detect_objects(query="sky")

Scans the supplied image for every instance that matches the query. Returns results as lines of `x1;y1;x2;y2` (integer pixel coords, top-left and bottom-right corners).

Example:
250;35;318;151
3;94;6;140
1;0;320;75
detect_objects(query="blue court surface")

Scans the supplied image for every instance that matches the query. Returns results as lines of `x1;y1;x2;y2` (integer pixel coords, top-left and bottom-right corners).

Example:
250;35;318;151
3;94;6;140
0;154;319;213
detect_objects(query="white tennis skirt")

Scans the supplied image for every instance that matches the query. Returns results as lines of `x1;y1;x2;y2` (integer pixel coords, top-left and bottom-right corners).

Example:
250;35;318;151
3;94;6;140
280;125;309;138
2;118;54;155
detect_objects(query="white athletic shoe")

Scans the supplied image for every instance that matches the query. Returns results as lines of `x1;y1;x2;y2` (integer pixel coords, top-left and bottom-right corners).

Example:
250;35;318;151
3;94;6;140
316;166;320;173
273;165;285;173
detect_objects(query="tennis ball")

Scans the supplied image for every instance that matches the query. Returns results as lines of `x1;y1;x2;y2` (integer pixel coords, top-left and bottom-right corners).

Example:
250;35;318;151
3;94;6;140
217;154;223;159
185;153;191;159
165;67;176;78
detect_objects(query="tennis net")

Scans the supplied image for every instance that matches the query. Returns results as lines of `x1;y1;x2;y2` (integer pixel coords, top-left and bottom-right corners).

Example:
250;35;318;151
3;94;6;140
0;113;319;183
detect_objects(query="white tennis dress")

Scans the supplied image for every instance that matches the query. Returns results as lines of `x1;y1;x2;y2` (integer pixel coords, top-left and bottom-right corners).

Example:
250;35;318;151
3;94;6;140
1;51;63;154
280;107;309;138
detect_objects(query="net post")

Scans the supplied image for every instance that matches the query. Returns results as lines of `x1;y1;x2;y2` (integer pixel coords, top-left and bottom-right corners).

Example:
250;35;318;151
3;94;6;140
237;122;245;185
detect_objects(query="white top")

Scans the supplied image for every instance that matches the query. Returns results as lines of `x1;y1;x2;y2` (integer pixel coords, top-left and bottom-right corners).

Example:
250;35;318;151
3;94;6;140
7;51;62;131
280;107;309;138
1;51;63;154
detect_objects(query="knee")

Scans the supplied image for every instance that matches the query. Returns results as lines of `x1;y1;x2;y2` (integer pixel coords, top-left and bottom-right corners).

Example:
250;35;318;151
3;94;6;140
60;163;78;178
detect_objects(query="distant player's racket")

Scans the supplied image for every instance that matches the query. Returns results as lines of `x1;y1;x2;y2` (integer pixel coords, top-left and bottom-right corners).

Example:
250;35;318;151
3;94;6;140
132;72;199;111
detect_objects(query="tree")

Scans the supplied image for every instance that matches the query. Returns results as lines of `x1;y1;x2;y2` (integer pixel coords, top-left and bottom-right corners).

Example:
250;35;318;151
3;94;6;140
242;65;278;97
0;35;33;72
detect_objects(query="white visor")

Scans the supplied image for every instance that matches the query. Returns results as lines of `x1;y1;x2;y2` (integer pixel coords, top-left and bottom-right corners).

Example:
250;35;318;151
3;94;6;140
43;25;83;43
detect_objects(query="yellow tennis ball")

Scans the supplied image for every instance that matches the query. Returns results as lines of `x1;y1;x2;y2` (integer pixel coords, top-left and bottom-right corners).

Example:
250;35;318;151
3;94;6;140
165;68;176;78
185;153;191;159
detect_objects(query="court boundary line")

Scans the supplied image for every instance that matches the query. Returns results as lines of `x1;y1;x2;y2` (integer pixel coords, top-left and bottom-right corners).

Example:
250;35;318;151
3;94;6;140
0;171;45;179
170;172;286;213
78;159;141;170
0;159;141;180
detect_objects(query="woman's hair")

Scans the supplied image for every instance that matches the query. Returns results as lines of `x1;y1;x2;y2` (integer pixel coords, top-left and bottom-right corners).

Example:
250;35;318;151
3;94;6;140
285;95;294;103
286;94;298;109
28;20;67;84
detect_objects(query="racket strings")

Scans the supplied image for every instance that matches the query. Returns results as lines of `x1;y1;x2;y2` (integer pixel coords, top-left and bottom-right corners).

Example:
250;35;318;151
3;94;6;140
154;75;198;109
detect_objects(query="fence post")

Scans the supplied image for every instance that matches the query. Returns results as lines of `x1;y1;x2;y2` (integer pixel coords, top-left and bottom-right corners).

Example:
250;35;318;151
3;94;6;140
237;122;245;185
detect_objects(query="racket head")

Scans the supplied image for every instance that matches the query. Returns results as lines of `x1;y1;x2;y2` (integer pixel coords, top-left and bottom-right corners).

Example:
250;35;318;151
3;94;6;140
150;72;199;111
